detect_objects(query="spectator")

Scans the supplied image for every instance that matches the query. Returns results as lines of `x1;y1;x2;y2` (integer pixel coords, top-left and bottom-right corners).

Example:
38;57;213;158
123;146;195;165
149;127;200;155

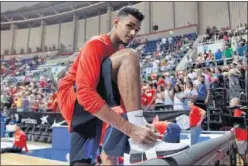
173;84;184;111
195;75;207;110
214;49;223;65
224;45;233;59
183;82;198;111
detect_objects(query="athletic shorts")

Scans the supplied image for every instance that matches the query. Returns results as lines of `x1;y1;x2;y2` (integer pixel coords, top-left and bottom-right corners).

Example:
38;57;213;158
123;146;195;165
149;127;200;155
236;140;247;155
102;114;130;157
70;58;121;165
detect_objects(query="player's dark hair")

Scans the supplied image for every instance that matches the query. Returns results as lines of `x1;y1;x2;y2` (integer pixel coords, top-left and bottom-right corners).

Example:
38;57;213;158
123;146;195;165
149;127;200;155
117;6;145;22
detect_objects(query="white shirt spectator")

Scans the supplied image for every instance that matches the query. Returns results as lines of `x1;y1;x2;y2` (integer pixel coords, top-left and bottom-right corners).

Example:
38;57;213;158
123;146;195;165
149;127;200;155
162;37;167;44
173;92;184;110
164;89;173;106
168;37;173;44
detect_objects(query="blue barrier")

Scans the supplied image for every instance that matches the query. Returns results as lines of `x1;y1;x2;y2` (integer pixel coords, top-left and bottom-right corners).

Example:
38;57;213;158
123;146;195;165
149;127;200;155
52;126;71;151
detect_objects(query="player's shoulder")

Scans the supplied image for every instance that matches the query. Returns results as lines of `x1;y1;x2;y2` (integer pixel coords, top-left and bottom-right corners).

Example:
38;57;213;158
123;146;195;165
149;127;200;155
84;34;110;48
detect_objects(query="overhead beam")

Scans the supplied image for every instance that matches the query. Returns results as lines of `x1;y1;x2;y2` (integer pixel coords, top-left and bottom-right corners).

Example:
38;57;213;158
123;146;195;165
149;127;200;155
18;13;28;20
3;15;11;22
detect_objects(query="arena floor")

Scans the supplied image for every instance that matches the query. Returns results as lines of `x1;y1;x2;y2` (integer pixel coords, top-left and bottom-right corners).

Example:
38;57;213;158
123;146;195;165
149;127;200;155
1;153;68;165
1;140;69;165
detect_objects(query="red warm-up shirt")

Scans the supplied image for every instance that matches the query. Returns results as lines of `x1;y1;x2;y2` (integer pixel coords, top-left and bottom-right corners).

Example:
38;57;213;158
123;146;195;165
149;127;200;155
189;106;202;127
14;130;28;152
57;34;118;131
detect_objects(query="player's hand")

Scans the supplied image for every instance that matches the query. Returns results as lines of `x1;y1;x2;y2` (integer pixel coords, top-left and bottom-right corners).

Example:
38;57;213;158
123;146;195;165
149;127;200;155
129;125;158;146
145;123;157;133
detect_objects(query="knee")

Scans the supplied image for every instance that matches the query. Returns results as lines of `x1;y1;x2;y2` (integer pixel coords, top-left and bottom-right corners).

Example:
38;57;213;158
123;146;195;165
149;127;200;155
122;48;140;65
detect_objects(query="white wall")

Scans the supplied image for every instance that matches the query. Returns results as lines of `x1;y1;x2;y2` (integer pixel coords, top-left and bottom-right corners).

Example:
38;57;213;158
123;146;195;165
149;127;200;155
29;27;41;52
133;2;147;34
1;30;10;55
100;13;109;34
14;29;28;53
199;2;229;33
85;16;99;41
44;24;59;49
229;2;247;29
152;2;174;31
175;2;198;27
77;19;85;48
60;22;73;47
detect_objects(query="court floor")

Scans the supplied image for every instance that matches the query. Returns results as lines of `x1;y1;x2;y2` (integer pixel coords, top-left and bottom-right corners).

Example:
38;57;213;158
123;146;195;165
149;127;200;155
1;153;68;165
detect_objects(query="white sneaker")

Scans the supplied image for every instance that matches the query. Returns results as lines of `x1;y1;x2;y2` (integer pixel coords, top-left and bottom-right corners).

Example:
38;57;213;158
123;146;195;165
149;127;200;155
129;139;189;163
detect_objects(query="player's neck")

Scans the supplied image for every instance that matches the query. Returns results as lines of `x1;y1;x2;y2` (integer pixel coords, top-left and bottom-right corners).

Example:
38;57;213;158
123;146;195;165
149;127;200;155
108;30;122;49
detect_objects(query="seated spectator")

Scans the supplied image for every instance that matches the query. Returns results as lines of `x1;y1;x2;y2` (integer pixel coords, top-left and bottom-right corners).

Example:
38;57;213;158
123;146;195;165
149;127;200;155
211;67;224;89
195;53;204;68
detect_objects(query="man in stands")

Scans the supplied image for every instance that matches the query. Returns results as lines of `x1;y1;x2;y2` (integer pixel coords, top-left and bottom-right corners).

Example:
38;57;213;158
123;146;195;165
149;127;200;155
1;124;28;154
57;6;159;165
188;100;206;145
230;97;247;165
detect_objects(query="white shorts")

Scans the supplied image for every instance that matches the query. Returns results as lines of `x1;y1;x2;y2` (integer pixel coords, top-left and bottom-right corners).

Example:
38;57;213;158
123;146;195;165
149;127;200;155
236;140;247;155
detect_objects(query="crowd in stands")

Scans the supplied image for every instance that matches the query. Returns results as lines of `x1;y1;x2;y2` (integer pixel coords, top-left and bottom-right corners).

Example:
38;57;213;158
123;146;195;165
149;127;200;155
1;55;60;119
138;25;247;112
202;24;247;44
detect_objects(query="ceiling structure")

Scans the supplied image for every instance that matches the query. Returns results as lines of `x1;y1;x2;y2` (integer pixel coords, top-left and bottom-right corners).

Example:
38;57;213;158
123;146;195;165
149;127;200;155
1;1;139;30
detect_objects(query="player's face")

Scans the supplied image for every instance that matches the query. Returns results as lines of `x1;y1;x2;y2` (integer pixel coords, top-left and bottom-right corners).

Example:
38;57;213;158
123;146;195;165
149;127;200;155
114;14;141;44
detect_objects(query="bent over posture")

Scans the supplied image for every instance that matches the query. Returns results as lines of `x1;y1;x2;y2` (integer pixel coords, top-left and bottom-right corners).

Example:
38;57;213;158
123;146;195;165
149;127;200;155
57;6;158;165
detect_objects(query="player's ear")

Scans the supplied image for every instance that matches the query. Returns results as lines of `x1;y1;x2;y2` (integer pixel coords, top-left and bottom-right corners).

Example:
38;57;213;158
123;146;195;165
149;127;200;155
113;17;120;29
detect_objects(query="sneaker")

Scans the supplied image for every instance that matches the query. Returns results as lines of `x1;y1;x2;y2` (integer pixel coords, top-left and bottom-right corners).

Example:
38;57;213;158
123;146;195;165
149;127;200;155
129;139;189;164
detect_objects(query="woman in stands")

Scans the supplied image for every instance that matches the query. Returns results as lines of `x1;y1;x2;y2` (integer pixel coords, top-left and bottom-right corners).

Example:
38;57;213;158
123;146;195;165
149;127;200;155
163;83;173;111
155;86;165;111
173;84;184;111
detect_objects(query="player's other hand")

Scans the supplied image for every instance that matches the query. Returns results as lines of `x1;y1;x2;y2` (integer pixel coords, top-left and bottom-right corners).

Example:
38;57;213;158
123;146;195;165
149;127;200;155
129;125;157;146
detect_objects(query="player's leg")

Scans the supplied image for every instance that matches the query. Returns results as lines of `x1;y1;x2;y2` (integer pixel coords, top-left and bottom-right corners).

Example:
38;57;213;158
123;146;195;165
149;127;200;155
70;103;102;166
109;48;142;112
99;48;144;165
163;123;181;143
0;146;22;153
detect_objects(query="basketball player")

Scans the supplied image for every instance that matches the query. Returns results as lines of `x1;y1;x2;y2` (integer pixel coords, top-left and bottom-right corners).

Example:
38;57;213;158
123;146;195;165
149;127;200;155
188;100;206;145
1;124;28;154
230;97;247;165
57;6;158;165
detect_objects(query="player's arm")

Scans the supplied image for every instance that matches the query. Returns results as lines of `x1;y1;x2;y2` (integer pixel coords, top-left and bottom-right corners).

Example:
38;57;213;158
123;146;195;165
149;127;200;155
197;108;206;126
22;134;29;152
76;40;133;136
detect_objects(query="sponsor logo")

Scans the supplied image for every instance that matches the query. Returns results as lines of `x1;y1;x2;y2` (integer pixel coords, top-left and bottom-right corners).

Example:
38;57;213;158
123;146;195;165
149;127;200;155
21;118;37;124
